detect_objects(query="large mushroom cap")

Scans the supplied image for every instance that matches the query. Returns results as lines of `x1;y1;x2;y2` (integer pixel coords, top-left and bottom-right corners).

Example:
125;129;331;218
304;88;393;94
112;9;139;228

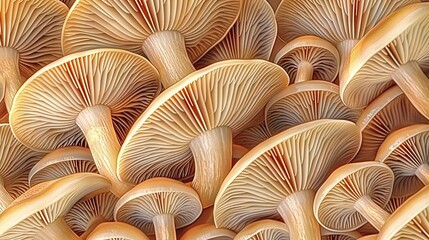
86;222;150;240
274;36;340;83
28;146;97;187
234;219;289;240
114;178;202;235
0;173;111;239
195;0;276;68
10;48;160;151
214;119;361;232
353;86;428;162
265;81;361;135
314;162;393;232
62;0;241;63
340;3;429;115
180;224;236;240
376;124;429;197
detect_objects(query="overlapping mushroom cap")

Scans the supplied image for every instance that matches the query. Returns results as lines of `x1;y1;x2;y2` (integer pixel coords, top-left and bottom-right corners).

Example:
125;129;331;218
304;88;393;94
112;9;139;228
234;219;289;240
86;222;150;240
180;224;236;240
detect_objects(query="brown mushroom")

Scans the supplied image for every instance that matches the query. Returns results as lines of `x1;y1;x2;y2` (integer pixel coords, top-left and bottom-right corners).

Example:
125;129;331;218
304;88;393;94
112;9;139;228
180;224;236;240
10;49;160;196
62;0;241;88
234;219;289;240
86;222;149;240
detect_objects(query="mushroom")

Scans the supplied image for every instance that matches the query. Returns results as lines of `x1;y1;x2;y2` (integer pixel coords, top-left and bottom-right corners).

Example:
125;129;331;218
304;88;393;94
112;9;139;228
10;48;160;196
0;173;110;240
117;59;288;207
275;0;417;69
265;81;361;135
65;192;118;238
233;122;272;150
214;119;361;239
114;178;202;240
314;162;394;232
86;222;150;240
385;197;408;214
0;0;68;111
180;224;236;240
376;124;429;197
62;0;241;88
353;86;428;162
340;3;429;118
28;146;97;187
0;124;44;212
234;220;289;240
195;0;276;68
274;36;340;83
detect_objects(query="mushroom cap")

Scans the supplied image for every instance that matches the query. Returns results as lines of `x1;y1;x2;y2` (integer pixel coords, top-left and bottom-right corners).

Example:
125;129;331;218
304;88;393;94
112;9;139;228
376;124;429;197
86;222;149;240
353;86;428;162
340;3;429;109
322;232;361;240
62;0;241;63
28;146;97;187
65;192;118;236
274;36;340;83
114;177;202;235
180;224;236;240
314;162;394;232
0;124;44;202
385;196;408;214
275;0;417;45
117;59;288;184
233;122;272;150
214;119;361;232
378;184;429;239
195;0;276;68
0;173;111;239
234;219;289;240
0;0;68;79
10;48;160;152
265;81;361;135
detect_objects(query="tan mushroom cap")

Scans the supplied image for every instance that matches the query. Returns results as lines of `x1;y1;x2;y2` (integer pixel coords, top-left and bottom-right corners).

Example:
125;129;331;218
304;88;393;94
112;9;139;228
233;122;272;150
234;219;289;240
28;146;97;187
274;36;340;83
118;59;288;207
65;192;118;238
86;222;150;240
265;81;361;135
180;224;236;240
322;232;362;240
353;86;428;162
214;119;361;239
0;173;111;240
0;124;44;212
195;0;276;69
0;0;68;111
314;162;393;232
340;3;429;117
376;124;429;197
114;178;202;238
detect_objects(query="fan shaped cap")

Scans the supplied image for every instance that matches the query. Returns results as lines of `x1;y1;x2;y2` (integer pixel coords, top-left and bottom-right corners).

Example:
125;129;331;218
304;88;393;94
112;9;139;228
265;81;361;135
195;0;276;68
214;119;361;232
114;177;202;235
314;162;393;232
180;224;236;240
28;146;97;187
86;222;149;240
234;219;289;240
0;173;111;239
274;36;340;83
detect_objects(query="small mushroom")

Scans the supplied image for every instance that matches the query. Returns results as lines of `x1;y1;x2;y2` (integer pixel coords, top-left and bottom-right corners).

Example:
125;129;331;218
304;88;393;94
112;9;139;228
234;219;289;240
114;178;202;240
86;222;149;240
180;224;236;240
274;36;340;83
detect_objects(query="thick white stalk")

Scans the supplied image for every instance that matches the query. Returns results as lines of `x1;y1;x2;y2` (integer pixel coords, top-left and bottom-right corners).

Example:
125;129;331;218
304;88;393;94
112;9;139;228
153;214;176;240
0;47;25;111
354;195;390;231
295;61;314;82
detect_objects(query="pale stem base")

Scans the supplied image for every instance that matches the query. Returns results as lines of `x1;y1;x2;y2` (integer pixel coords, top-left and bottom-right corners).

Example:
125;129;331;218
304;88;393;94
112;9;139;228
153;214;176;240
416;163;429;185
354;195;390;231
37;217;80;240
295;61;314;82
0;47;25;111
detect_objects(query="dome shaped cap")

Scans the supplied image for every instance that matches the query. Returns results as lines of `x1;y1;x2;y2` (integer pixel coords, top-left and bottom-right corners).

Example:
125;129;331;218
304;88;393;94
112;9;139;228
234;219;289;240
180;224;236;240
86;222;149;240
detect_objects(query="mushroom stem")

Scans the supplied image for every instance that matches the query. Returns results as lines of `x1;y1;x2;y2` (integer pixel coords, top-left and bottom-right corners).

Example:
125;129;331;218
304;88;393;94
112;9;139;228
336;39;359;71
0;182;13;212
190;126;232;208
295;61;314;82
37;218;81;240
142;31;196;88
0;47;24;111
354;195;390;231
153;214;176;240
80;216;108;239
416;163;429;185
76;105;133;197
277;190;321;240
391;61;429;119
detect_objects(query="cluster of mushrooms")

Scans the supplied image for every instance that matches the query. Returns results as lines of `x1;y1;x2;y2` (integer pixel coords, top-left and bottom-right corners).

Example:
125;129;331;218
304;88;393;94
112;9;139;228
1;0;429;239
